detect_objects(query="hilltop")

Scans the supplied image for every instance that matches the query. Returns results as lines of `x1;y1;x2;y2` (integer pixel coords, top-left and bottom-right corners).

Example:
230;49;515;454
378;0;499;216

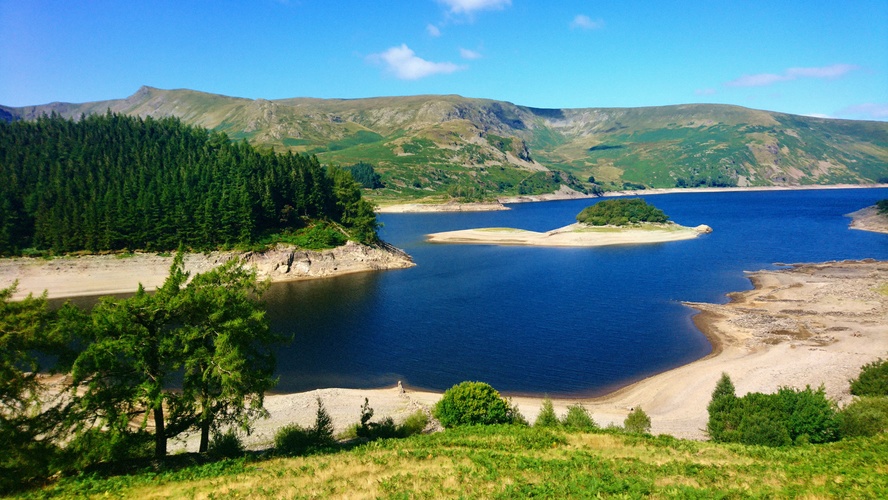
3;86;888;202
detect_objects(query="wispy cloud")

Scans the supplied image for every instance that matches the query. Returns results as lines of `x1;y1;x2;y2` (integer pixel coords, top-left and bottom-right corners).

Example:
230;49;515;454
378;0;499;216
437;0;511;15
570;14;604;30
459;48;482;60
369;44;464;80
837;102;888;120
725;63;860;87
426;24;441;37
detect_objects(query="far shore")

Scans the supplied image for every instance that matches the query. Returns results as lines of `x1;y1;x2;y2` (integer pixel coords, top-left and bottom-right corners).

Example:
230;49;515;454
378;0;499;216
426;222;712;247
164;259;888;451
377;183;888;213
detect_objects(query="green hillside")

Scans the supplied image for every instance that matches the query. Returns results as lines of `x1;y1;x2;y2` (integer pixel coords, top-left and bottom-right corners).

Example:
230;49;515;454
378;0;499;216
22;427;888;498
4;87;887;202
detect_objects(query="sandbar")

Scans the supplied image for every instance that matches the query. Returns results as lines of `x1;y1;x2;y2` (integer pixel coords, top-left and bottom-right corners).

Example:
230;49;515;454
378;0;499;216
426;222;712;247
169;259;887;450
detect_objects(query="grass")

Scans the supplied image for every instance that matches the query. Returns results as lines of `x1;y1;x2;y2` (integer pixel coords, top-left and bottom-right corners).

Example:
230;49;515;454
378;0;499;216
21;427;888;498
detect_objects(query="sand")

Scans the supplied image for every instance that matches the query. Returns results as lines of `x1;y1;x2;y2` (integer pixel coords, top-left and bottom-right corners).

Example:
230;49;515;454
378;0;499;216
0;242;414;300
165;259;888;451
379;184;888;213
848;205;888;234
426;222;712;247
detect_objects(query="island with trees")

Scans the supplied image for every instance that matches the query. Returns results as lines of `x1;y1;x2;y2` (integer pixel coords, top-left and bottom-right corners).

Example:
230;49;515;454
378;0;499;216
426;198;711;247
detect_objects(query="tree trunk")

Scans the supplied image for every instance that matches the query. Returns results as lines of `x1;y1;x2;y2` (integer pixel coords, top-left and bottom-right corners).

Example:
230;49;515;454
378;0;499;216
199;418;210;453
154;406;167;459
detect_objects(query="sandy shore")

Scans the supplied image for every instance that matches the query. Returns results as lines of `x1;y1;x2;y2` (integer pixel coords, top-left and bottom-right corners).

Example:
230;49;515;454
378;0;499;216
169;259;887;451
378;184;888;213
426;222;712;247
849;205;888;234
0;242;415;300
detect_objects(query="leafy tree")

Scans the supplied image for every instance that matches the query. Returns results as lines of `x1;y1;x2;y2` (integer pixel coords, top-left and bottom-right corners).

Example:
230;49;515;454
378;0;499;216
576;198;669;226
69;256;190;459
561;404;598;431
177;258;277;453
624;407;652;434
433;381;520;428
69;253;279;458
838;397;888;438
534;397;559;427
850;358;888;397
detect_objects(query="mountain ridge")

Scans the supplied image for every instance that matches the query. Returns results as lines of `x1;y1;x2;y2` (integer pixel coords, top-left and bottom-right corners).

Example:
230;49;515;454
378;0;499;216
3;86;887;201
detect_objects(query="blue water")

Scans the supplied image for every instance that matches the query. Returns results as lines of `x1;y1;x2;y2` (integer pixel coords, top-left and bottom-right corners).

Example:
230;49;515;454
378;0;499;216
264;188;888;396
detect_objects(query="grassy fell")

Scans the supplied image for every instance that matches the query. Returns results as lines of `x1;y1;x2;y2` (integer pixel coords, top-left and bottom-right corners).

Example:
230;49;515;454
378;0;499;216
24;427;888;498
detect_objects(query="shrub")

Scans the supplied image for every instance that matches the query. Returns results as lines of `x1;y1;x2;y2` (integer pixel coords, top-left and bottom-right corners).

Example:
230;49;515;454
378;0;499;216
61;428;153;471
774;386;839;444
561;404;598;431
838;397;888;438
534;398;559;428
850;358;888;397
312;397;335;446
208;429;245;459
433;381;519;428
624;407;652;434
738;412;792;447
274;424;316;456
399;410;430;437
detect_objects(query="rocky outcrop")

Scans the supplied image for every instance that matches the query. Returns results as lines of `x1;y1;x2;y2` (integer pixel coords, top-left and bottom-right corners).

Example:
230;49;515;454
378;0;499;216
241;241;415;280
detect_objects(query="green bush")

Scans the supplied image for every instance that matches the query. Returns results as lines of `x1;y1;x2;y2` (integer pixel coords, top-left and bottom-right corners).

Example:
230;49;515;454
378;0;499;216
623;407;652;434
274;424;316;456
433;381;520;428
561;404;598;431
61;428;153;471
576;198;669;226
707;373;739;442
738;412;792;447
850;358;888;397
208;429;245;459
398;411;430;437
534;398;559;428
838;397;888;438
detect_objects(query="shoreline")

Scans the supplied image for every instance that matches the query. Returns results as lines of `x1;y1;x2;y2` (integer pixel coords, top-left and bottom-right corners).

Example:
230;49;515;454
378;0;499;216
426;222;712;247
170;259;888;451
378;183;888;213
848;205;888;234
0;241;415;300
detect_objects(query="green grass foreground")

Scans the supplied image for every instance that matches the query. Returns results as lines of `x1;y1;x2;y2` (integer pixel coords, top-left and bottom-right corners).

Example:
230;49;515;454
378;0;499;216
19;426;888;498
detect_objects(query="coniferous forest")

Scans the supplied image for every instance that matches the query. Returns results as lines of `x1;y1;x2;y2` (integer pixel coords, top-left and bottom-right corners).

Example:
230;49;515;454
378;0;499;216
0;112;379;255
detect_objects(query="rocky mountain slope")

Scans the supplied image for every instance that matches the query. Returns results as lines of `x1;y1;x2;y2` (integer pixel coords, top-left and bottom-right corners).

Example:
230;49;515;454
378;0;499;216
4;86;887;200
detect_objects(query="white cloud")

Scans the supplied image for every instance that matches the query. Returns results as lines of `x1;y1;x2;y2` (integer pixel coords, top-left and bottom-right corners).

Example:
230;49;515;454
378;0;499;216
725;63;860;87
837;102;888;120
370;44;464;80
570;14;605;30
786;64;859;79
426;24;441;37
460;48;482;60
438;0;511;15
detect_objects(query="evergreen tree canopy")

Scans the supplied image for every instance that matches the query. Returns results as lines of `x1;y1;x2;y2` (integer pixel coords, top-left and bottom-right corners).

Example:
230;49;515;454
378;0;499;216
0;112;379;255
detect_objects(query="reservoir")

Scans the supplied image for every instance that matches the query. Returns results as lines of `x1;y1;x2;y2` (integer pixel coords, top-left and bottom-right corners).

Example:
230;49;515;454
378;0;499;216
264;188;888;396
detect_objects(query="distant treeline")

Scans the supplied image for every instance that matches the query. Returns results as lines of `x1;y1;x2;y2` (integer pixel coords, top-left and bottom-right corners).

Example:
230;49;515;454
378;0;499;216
0;113;378;255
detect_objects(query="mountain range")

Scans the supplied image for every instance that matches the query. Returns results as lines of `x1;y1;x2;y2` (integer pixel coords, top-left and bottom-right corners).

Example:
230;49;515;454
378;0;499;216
3;86;887;201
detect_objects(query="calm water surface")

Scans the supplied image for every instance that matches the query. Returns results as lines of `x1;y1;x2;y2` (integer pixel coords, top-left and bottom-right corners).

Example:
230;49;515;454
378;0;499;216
264;188;888;396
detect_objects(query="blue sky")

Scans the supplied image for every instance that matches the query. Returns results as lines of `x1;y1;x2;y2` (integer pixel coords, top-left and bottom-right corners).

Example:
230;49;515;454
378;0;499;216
2;0;887;120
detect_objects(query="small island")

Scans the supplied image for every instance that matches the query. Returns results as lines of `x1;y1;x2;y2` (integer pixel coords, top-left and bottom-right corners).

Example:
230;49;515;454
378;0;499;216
427;198;712;247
